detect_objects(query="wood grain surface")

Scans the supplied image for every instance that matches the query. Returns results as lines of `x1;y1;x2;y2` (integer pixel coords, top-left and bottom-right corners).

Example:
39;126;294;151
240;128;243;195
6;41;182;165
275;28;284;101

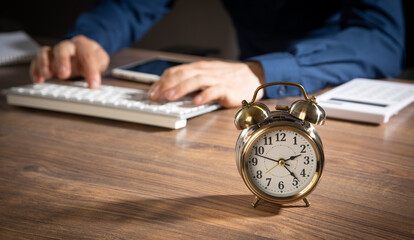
0;48;413;239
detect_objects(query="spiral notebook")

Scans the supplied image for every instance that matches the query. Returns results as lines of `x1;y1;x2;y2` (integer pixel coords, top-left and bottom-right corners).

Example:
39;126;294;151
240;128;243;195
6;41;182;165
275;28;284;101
0;31;39;66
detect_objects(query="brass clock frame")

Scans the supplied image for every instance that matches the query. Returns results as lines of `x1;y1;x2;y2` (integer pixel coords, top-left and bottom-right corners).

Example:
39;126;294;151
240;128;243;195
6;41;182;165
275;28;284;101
234;82;326;208
235;112;324;207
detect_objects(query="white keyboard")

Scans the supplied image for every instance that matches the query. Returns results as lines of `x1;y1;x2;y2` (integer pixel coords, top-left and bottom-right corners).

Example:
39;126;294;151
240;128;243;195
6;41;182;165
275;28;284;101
5;81;220;129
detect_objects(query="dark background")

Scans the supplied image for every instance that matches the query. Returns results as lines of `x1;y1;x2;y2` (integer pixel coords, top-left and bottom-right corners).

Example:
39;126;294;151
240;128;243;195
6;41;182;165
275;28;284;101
0;0;239;59
1;0;412;77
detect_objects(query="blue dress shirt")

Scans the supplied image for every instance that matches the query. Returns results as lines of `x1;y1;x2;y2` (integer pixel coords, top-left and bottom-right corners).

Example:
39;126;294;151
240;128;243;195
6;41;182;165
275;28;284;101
66;0;405;98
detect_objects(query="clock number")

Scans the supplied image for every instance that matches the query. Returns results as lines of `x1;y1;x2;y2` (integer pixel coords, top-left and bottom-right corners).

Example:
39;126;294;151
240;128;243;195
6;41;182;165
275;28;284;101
304;156;310;165
300;144;306;153
275;133;286;142
251;157;258;166
256;170;263;179
278;181;284;190
292;178;298;186
253;146;264;155
301;169;306;177
266;178;272;186
293;136;297;145
264;136;272;145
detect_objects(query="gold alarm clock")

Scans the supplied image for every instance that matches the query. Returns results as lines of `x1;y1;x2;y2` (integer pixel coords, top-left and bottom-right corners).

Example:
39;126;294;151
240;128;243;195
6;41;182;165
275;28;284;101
234;82;326;207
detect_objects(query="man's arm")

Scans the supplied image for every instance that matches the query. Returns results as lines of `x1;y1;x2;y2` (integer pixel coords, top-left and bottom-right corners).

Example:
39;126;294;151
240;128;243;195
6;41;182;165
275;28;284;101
250;0;405;98
66;0;174;55
31;0;173;88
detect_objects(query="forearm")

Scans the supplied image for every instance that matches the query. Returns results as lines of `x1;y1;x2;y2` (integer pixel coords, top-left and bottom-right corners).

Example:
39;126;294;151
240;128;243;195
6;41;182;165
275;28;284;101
250;0;405;99
66;0;173;55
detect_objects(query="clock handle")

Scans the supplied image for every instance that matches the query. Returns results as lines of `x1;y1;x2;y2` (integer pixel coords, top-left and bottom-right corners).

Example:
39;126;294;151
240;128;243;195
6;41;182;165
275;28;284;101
234;81;326;130
248;82;326;125
249;82;312;104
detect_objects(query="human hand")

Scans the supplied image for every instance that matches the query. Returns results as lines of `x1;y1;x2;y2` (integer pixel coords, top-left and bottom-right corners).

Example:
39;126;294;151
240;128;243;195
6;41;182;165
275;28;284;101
147;60;265;108
30;35;110;89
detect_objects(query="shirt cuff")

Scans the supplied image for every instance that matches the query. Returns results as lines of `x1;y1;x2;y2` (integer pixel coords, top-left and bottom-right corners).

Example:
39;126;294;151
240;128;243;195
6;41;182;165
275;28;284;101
249;52;301;98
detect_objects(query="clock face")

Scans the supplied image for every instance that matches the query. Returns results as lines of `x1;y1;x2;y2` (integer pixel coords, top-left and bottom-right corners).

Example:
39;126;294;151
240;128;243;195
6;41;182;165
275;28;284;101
246;127;319;198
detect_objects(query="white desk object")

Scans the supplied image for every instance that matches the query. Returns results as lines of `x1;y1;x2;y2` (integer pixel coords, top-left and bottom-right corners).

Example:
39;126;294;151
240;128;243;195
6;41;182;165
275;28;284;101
0;31;39;66
317;78;414;124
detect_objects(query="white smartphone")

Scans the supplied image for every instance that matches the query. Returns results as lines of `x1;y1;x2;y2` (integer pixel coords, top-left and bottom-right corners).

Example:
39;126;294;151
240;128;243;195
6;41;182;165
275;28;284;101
111;56;192;83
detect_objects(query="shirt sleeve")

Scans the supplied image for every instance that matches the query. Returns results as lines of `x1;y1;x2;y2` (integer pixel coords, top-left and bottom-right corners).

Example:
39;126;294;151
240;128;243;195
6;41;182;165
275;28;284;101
66;0;174;55
250;0;405;98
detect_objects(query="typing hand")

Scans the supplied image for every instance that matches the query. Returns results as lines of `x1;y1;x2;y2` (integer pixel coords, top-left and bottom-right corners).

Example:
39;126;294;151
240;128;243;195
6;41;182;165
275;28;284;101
30;35;109;89
147;61;265;108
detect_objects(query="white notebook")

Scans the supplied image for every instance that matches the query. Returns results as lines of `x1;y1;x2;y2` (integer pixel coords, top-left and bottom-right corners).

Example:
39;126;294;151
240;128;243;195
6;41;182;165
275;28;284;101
0;31;40;66
316;78;414;124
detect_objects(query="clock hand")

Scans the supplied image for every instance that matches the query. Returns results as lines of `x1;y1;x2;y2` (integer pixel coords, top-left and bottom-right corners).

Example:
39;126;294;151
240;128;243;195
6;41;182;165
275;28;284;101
284;154;301;162
265;162;290;174
256;154;297;164
256;155;280;173
265;162;279;173
284;165;300;182
255;154;279;163
257;154;292;173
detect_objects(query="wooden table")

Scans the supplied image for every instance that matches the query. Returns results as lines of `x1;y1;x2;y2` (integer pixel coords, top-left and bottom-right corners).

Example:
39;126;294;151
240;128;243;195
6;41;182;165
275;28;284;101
1;49;413;239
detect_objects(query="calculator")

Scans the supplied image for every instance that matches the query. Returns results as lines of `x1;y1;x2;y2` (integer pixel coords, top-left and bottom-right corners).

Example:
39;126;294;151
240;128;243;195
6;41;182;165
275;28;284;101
316;78;414;124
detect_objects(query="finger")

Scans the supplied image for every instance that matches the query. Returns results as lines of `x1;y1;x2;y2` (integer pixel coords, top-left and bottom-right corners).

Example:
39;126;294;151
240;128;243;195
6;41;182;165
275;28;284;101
193;85;237;107
149;60;235;97
164;74;217;101
36;46;53;79
148;66;201;101
53;40;76;79
75;42;102;89
30;60;44;83
72;37;109;84
160;66;201;89
147;83;161;101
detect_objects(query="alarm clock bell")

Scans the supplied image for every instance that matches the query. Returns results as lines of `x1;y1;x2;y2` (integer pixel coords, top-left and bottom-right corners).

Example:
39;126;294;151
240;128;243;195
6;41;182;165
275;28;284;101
235;82;326;129
289;98;326;125
234;101;270;130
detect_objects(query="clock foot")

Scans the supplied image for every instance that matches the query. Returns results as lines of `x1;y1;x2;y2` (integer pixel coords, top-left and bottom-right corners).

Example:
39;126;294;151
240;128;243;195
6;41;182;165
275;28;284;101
251;196;261;208
303;198;310;207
